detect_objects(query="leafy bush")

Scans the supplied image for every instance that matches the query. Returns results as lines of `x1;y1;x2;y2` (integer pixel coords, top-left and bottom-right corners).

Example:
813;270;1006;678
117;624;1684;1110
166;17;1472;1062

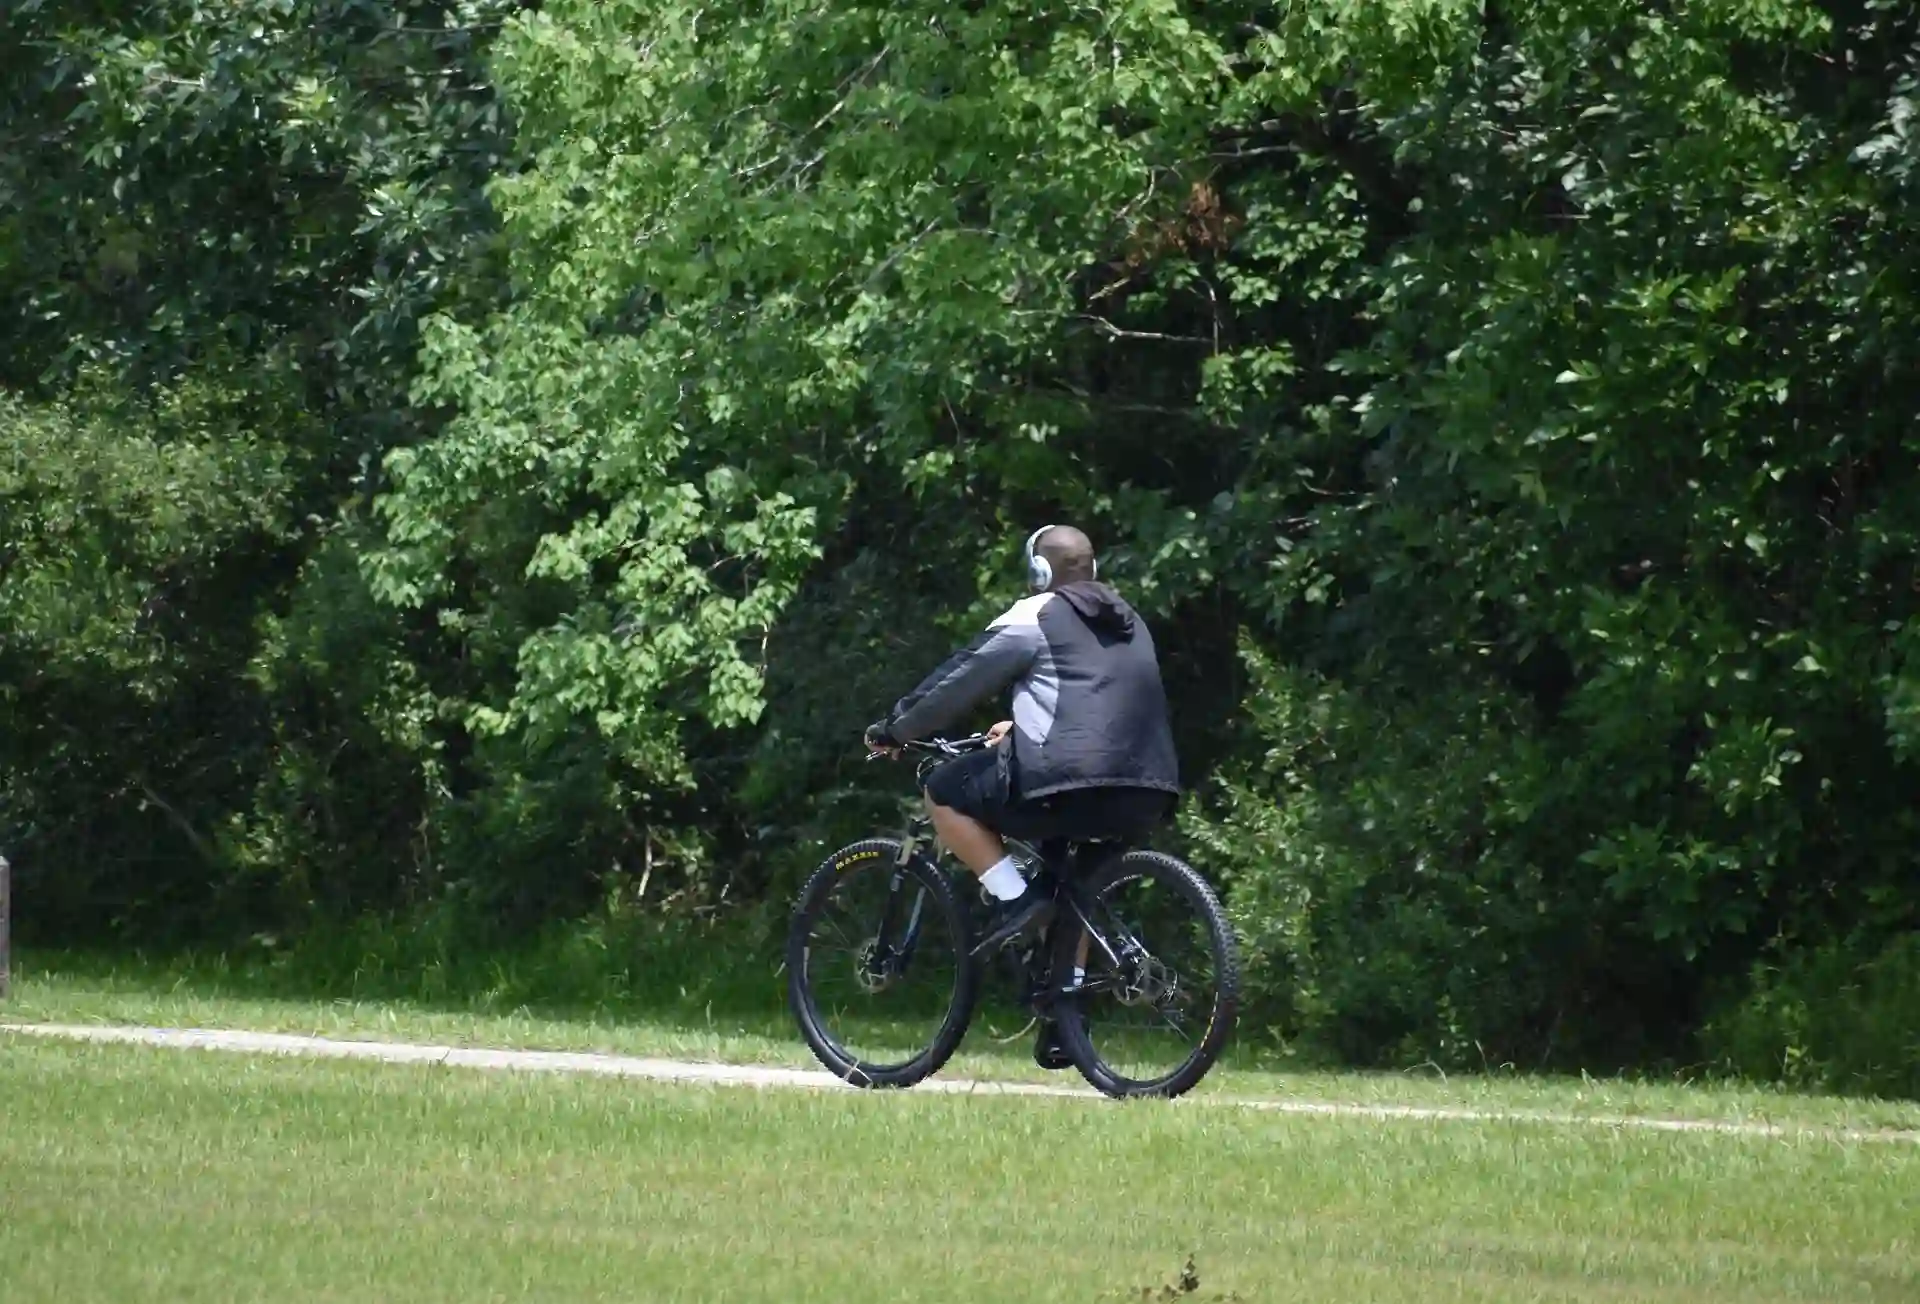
1705;935;1920;1099
1;381;297;937
1182;640;1683;1071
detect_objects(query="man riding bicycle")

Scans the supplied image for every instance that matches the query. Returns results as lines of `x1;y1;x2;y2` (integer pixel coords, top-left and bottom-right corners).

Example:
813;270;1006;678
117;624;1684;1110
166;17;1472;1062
864;524;1180;1067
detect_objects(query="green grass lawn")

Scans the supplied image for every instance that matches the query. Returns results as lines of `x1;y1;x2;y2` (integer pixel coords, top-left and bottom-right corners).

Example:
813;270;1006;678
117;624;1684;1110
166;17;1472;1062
9;955;1920;1135
1;1035;1916;1304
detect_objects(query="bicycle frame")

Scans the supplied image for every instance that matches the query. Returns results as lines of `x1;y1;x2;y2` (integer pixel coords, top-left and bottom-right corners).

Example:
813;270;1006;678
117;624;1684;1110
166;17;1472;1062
876;800;1148;1010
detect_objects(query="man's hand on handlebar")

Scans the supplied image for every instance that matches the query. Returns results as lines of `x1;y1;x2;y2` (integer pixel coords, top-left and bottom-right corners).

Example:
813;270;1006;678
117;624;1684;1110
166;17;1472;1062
985;719;1012;748
863;720;902;760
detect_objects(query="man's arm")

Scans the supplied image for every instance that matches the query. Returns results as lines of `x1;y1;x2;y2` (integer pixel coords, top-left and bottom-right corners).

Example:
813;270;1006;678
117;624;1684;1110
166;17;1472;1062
876;598;1047;743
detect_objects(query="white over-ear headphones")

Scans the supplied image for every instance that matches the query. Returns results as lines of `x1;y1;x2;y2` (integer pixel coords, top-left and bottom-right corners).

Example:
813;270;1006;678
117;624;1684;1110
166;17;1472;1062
1024;525;1056;592
1024;524;1095;593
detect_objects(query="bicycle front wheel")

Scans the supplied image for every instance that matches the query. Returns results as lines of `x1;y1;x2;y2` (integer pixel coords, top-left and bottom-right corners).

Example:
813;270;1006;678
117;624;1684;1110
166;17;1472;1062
1050;850;1239;1099
786;838;980;1087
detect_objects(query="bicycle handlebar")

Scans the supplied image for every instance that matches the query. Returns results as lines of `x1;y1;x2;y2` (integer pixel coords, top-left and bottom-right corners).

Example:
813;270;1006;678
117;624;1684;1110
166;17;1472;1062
909;734;990;756
864;733;990;761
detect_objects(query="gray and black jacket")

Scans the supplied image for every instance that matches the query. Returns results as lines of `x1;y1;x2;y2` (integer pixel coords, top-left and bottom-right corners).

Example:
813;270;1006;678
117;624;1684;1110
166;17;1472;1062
880;581;1179;800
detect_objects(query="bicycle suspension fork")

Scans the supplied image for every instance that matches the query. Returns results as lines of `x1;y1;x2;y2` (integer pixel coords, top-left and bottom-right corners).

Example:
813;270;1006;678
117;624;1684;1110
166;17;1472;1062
873;816;935;977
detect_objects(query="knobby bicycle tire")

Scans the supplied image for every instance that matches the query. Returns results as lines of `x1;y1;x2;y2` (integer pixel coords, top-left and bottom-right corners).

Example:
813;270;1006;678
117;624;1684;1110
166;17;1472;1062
1050;850;1240;1099
786;837;981;1088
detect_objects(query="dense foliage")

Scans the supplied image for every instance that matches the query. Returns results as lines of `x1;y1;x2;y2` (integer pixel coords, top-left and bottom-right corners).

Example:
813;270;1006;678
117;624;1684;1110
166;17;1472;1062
5;0;1919;1093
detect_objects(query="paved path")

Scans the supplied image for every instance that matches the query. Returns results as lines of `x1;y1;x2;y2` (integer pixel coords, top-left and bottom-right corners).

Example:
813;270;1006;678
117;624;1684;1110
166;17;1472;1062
6;1021;1917;1145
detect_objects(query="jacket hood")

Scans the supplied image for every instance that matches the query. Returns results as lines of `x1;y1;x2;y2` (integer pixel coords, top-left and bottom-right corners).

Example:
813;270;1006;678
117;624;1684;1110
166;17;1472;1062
1054;580;1136;638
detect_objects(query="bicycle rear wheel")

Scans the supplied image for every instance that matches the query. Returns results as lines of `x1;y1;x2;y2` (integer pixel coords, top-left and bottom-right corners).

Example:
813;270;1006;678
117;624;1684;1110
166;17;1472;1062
1050;850;1239;1099
786;838;979;1087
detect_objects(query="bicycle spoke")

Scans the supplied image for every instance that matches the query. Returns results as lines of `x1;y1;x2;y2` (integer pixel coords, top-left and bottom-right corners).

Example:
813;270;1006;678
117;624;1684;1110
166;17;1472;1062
816;902;863;941
812;923;861;955
1155;1004;1196;1046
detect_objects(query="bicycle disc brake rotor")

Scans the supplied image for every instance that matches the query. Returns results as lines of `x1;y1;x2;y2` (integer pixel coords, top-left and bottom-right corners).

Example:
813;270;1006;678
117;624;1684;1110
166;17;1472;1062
852;937;895;994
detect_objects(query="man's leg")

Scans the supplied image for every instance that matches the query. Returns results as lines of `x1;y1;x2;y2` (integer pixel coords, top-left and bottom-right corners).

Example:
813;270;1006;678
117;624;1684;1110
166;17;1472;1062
926;796;1004;874
921;750;1031;904
927;795;1029;902
921;749;1047;953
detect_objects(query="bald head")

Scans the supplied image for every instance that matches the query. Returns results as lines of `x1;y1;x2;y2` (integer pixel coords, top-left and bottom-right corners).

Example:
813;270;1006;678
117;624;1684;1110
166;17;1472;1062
1035;525;1097;588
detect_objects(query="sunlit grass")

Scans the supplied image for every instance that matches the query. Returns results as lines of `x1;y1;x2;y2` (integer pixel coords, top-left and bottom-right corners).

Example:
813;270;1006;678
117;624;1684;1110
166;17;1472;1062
1;1036;1916;1304
8;954;1920;1135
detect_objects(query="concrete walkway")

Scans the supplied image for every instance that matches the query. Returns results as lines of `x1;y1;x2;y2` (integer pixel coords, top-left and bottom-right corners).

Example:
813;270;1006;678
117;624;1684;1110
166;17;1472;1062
6;1020;1917;1145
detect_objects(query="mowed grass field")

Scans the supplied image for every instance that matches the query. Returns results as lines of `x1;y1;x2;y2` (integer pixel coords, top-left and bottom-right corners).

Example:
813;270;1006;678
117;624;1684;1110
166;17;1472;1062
14;959;1920;1132
3;1027;1919;1302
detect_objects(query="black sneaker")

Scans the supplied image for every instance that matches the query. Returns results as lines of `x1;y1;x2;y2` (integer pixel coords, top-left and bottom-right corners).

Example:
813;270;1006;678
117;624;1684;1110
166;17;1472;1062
1033;1020;1072;1071
970;878;1054;956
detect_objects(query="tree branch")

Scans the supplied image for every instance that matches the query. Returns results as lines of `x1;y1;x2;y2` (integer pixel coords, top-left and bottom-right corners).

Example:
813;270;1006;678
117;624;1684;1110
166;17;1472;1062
1077;315;1213;346
131;774;222;868
810;44;893;137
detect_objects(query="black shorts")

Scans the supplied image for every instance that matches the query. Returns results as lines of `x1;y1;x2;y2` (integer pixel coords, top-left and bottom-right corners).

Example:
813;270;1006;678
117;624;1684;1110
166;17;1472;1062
921;747;1173;845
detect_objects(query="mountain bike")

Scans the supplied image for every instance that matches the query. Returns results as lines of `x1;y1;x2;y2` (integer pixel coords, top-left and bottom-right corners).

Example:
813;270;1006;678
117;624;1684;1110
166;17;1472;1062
785;734;1239;1099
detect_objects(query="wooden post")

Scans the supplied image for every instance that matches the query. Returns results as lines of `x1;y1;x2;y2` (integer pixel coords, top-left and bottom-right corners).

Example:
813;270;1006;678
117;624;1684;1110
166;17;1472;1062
0;855;10;1000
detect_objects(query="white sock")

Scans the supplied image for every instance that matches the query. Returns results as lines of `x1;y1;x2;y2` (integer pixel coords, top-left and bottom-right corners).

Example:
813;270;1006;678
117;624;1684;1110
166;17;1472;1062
1071;966;1086;989
979;855;1027;901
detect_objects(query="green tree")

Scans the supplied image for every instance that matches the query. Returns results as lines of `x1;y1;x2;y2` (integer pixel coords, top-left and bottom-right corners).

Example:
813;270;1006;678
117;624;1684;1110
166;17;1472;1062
8;0;1920;1092
1;0;516;937
383;0;1920;1082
